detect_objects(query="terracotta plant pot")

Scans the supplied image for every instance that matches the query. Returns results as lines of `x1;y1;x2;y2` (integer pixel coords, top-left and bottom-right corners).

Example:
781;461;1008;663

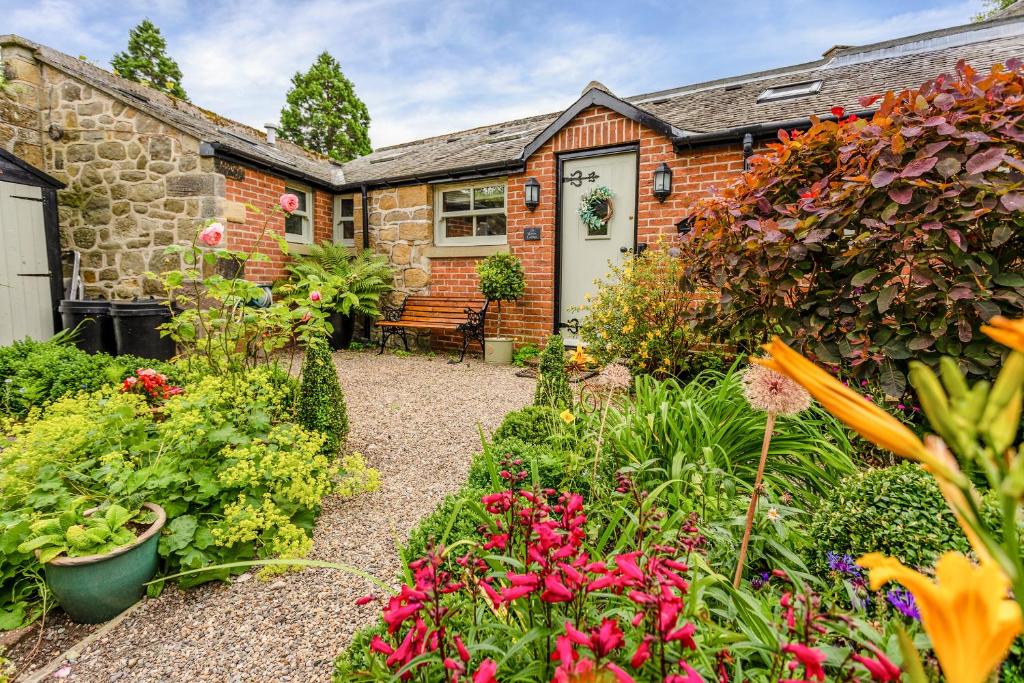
43;502;166;624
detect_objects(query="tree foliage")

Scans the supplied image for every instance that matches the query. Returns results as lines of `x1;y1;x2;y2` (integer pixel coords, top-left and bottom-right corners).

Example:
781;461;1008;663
682;60;1024;396
111;19;188;100
279;52;371;162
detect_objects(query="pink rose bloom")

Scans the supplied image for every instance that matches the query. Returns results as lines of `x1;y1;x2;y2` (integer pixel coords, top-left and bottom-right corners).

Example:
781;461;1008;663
279;193;299;214
309;290;321;302
199;222;225;247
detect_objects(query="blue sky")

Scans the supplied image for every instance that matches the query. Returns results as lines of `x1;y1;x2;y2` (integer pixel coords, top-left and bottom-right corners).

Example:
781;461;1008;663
5;0;990;148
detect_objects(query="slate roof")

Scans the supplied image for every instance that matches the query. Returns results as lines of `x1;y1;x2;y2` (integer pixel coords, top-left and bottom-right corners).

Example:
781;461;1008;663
339;13;1024;187
5;12;1024;192
0;34;344;188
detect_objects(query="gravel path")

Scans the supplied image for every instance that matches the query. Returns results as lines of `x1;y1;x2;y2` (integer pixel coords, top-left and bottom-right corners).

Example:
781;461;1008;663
42;351;532;683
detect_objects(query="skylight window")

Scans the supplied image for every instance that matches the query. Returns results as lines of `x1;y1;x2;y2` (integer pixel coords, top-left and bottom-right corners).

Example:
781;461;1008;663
756;80;822;103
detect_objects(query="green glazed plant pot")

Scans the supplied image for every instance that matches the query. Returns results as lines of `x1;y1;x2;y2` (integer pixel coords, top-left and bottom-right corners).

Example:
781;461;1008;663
485;338;514;365
43;502;166;624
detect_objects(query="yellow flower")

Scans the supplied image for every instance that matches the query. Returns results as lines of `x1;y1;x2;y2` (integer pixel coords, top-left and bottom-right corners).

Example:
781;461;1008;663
560;409;576;424
858;552;1022;683
982;316;1024;353
753;338;935;466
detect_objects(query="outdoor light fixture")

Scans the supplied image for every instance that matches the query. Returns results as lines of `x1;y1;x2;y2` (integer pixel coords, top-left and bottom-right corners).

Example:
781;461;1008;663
524;177;540;211
653;163;672;202
676;217;693;236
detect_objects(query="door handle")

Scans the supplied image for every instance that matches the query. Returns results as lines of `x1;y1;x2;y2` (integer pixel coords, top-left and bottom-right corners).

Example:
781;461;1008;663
17;272;52;277
619;246;629;253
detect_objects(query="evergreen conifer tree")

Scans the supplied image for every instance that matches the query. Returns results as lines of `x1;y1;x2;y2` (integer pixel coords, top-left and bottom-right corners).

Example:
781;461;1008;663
279;52;371;162
111;19;188;100
534;335;571;409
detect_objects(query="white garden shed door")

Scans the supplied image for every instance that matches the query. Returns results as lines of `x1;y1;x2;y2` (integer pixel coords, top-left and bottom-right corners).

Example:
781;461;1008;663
0;181;54;345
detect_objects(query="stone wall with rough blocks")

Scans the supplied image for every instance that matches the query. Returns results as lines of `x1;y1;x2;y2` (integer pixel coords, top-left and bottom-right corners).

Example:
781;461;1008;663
365;185;432;299
40;65;215;298
0;41;44;167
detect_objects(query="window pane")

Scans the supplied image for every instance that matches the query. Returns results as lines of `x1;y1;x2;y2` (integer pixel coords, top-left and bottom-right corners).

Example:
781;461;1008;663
286;188;307;212
340;198;354;217
442;189;471;212
342;219;354;240
444;216;474;238
476;213;506;236
285;214;306;236
473;185;504;209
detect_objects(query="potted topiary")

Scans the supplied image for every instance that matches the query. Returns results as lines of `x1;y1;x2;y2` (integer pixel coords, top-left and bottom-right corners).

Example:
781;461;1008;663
475;253;526;365
19;501;166;623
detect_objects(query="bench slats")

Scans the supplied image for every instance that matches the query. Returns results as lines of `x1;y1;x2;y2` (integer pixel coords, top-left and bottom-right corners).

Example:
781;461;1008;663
377;295;488;361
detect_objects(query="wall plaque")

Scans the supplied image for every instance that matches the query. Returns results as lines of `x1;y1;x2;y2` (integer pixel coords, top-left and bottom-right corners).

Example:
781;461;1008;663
524;227;541;241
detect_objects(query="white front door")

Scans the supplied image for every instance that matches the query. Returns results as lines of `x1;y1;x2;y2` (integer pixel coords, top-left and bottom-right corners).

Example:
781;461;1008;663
0;182;54;345
558;150;637;343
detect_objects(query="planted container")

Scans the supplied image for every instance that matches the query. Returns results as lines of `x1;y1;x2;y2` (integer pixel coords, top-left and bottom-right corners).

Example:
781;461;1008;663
43;502;166;624
58;300;116;355
110;300;175;361
484;338;514;365
328;310;357;350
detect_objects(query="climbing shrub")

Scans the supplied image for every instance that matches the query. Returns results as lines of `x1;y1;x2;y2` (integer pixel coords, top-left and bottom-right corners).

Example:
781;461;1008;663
533;335;571;409
297;336;349;455
683;60;1024;396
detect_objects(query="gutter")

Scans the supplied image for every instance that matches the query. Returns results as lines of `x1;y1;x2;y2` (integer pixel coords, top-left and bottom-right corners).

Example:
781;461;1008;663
671;109;876;151
333;158;525;193
200;142;340;192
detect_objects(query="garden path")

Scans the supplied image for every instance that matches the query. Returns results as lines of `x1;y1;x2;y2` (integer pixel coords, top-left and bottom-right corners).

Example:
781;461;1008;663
44;351;533;683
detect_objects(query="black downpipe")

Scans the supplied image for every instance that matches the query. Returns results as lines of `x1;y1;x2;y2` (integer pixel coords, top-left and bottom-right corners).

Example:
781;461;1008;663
359;184;372;342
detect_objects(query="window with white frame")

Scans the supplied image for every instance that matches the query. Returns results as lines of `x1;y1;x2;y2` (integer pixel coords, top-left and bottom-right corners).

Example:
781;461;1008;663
334;195;355;245
434;181;507;245
284;185;313;243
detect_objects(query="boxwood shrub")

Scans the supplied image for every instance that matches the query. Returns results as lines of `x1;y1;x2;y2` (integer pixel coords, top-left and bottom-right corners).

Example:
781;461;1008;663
493;405;560;444
809;463;975;570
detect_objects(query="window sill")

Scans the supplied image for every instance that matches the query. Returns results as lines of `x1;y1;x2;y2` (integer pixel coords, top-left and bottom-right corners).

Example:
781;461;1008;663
423;244;509;258
286;242;315;256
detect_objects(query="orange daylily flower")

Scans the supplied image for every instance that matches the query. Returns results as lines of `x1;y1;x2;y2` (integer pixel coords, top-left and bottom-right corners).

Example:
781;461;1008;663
859;552;1022;683
753;338;936;465
982;316;1024;353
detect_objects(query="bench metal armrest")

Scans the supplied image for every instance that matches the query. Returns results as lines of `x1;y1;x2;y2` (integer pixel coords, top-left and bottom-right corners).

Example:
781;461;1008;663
380;295;408;323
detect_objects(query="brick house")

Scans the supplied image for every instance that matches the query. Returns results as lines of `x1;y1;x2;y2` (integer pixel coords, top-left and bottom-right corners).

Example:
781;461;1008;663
2;11;1023;348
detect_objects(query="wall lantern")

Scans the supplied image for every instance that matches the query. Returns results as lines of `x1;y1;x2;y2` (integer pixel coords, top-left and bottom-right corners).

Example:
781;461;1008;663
676;217;694;236
653;163;673;202
524;177;541;211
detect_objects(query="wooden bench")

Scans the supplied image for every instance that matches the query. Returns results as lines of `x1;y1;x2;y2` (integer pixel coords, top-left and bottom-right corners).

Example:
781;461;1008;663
377;295;489;363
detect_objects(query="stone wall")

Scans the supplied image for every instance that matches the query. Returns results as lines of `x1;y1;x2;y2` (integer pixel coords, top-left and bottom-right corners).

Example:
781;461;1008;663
0;41;44;167
41;65;218;298
365;185;432;298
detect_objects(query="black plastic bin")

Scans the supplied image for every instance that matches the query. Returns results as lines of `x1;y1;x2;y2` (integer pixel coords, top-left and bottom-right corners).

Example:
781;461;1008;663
58;300;117;355
110;300;175;361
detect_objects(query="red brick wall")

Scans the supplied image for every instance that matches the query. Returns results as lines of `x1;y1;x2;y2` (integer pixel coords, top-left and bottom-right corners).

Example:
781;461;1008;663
435;104;745;347
224;166;334;283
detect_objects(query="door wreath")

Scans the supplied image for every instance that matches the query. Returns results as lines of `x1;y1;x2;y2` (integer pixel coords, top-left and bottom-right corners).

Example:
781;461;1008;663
578;186;613;236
